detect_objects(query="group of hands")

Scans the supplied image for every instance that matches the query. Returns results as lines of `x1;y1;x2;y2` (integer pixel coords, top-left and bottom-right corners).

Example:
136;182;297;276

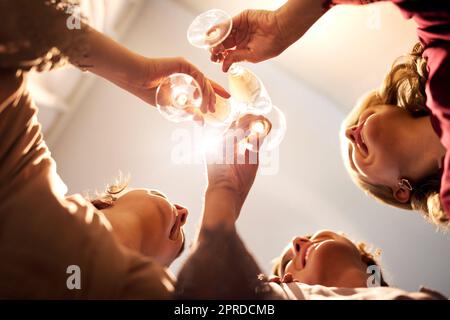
142;9;292;112
129;8;316;222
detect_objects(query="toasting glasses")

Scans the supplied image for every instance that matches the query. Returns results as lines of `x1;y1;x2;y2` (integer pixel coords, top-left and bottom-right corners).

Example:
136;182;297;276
156;9;286;151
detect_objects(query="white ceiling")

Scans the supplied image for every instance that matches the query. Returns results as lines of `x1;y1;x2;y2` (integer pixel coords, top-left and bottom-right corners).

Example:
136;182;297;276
30;0;144;139
176;0;418;110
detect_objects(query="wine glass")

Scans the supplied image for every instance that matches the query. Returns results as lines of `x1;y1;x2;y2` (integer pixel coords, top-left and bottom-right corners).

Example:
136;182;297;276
155;73;201;123
155;9;286;154
233;105;287;152
155;73;239;127
187;9;272;115
186;9;232;50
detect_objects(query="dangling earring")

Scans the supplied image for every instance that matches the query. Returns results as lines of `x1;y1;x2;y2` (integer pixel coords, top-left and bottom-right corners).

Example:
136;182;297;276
398;178;413;191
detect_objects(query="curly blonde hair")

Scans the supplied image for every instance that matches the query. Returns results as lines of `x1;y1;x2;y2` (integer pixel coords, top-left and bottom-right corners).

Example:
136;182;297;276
341;43;449;229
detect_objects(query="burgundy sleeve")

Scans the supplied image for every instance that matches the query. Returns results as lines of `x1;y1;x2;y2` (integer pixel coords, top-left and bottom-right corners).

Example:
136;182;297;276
392;1;450;217
326;0;450;217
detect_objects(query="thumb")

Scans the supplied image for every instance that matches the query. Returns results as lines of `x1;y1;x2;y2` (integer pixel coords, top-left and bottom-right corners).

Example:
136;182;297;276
222;49;249;72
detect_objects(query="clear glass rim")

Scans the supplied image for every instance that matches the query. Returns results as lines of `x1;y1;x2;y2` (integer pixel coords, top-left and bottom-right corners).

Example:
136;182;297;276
187;9;233;49
155;73;202;122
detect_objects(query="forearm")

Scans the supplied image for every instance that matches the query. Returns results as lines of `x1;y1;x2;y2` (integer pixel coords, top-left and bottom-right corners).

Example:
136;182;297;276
275;0;325;47
200;188;241;230
1;0;149;98
62;26;148;96
176;186;278;299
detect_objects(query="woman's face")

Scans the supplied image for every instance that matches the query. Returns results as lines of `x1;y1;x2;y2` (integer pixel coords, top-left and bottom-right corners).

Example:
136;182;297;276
343;104;417;188
277;230;366;287
112;188;188;267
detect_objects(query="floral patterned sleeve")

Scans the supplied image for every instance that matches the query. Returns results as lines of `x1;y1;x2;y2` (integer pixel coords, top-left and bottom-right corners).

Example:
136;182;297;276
0;0;89;72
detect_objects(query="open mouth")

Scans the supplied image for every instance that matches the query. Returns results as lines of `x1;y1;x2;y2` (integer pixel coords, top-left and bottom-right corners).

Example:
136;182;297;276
302;242;315;267
354;121;369;156
302;239;325;268
169;212;182;241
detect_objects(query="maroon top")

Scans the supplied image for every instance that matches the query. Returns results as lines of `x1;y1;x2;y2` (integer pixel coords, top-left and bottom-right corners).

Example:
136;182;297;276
330;0;450;218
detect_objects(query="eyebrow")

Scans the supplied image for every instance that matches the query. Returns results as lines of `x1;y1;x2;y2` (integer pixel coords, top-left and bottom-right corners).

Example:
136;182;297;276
150;190;168;199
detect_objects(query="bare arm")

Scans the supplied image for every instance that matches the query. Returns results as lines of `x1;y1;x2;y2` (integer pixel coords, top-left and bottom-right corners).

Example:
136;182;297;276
0;0;228;112
176;189;278;299
175;127;281;299
212;0;325;72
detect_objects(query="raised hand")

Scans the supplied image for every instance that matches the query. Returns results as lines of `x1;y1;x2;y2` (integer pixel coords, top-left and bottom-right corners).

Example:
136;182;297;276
210;10;288;72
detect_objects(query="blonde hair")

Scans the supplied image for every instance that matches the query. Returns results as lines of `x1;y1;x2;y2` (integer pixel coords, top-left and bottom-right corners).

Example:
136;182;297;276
90;173;130;210
341;43;449;229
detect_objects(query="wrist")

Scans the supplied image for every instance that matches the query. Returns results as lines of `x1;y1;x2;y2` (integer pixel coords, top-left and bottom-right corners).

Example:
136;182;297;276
123;54;149;88
203;187;242;227
275;0;324;46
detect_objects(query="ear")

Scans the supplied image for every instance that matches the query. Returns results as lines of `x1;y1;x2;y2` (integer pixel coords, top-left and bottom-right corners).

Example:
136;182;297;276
393;185;411;203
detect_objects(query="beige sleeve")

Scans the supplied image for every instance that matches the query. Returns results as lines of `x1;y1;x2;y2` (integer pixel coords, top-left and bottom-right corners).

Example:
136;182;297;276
118;250;176;300
61;195;176;300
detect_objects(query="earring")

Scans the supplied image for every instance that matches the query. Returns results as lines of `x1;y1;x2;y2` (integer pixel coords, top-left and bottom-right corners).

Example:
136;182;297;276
398;178;413;191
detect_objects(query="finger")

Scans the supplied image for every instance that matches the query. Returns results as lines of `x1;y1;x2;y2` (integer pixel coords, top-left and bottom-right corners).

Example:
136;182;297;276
210;51;228;64
246;141;260;165
268;276;281;284
210;80;230;99
223;49;249;72
233;132;238;165
175;58;210;113
282;273;294;283
221;34;238;50
190;69;212;114
210;43;226;56
210;51;223;64
206;80;216;113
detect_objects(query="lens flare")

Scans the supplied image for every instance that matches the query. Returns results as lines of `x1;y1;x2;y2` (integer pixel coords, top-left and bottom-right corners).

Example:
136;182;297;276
251;120;266;134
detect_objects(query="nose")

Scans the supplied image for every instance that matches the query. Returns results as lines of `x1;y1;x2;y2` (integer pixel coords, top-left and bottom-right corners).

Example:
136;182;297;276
345;125;358;142
291;236;310;254
175;204;189;226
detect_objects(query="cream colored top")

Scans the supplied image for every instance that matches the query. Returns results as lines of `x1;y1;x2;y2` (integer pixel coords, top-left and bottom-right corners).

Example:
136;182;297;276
268;282;447;300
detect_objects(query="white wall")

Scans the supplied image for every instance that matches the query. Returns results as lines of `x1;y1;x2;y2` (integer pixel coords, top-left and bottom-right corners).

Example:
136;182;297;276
50;0;450;295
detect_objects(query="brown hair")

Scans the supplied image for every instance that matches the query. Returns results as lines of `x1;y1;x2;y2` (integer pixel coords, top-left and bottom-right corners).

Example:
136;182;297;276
271;239;389;287
341;43;449;229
